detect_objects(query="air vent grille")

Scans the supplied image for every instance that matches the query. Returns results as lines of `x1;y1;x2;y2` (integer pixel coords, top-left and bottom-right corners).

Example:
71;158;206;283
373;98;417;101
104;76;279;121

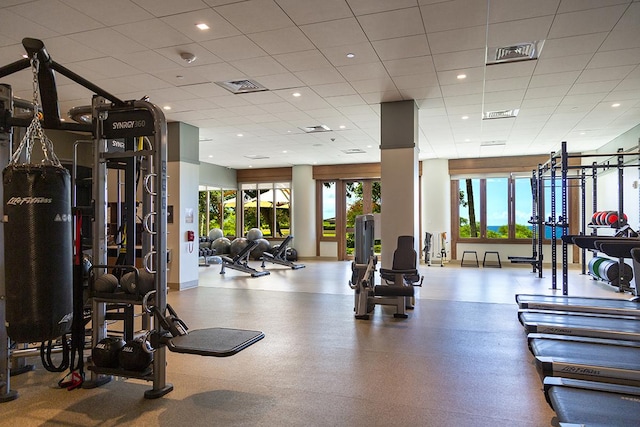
300;125;331;133
215;79;268;94
486;41;543;65
341;148;366;154
482;109;519;120
480;140;507;147
244;154;270;160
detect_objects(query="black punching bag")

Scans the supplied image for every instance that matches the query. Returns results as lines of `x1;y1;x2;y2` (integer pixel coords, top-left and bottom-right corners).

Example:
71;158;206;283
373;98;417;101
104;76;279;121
3;164;73;342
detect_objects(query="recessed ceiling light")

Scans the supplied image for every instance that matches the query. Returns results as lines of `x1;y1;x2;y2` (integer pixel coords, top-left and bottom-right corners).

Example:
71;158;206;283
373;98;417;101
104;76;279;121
339;125;346;129
163;105;171;110
579;132;586;135
346;53;355;58
196;23;209;30
457;74;467;79
208;155;213;158
292;92;301;97
237;133;243;137
462;115;469;120
465;139;471;142
22;54;28;59
611;103;621;107
367;145;372;148
282;150;287;153
249;165;253;168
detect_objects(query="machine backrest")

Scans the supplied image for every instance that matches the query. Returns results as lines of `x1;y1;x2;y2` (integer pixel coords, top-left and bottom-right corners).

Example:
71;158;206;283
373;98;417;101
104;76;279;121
392;236;417;270
274;235;293;257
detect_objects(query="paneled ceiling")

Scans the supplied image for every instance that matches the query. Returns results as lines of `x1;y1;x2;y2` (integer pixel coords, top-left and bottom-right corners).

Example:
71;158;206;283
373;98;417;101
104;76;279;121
0;0;639;169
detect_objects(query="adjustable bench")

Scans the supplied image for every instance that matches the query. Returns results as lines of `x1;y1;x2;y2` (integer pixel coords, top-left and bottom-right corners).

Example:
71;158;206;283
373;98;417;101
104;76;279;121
220;240;270;277
261;235;305;269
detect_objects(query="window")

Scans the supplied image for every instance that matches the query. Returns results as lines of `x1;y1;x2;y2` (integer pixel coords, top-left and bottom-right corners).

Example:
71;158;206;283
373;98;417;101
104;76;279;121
454;175;537;241
240;182;291;238
199;186;237;238
321;182;336;238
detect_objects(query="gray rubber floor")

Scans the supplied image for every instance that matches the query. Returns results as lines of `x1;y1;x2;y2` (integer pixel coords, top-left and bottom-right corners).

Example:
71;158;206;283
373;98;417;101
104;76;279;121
2;260;629;426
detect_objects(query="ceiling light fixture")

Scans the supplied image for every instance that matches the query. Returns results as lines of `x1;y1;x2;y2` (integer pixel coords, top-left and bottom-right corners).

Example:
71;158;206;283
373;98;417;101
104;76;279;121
163;106;171;110
462;115;469;120
346;53;355;58
292;92;301;97
339;125;346;129
196;23;209;30
237;133;243;137
612;103;621;107
457;74;467;79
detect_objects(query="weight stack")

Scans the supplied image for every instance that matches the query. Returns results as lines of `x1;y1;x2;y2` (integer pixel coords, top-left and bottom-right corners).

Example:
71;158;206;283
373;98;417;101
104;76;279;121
3;164;73;342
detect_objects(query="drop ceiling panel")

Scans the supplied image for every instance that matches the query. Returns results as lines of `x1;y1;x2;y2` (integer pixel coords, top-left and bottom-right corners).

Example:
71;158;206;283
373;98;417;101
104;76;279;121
273;49;332;72
114;19;194;49
230;56;289;77
295;67;346;86
485;61;536;80
371;35;431;60
254;72;306;90
215;0;294;33
200;35;267;61
557;0;631;14
357;8;425;41
155;43;223;67
384;56;436;77
347;0;418;16
600;3;640;50
528;71;580;88
131;0;209;17
311;82;357;97
548;5;627;39
587;48;640;69
428;25;486;55
487;0;560;23
68;28;147;55
487;16;554;48
116;50;184;73
161;8;240;41
337;62;390;81
38;36;105;63
320;42;379;67
248;27;315;55
275;0;352;25
300;18;368;49
61;0;154;26
542;32;608;58
534;54;593;74
191;62;245;83
432;49;486;72
421;0;488;33
9;0;102;34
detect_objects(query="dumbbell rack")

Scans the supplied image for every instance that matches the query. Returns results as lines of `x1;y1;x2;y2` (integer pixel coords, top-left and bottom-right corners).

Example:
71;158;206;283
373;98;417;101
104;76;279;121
84;96;173;398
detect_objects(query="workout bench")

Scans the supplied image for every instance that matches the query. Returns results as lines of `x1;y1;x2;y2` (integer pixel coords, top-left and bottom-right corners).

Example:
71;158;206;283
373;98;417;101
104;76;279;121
220;240;270;277
261;235;305;269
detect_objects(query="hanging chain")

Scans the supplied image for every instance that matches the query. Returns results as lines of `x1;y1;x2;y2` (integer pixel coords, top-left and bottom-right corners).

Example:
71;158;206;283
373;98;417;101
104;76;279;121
10;53;61;167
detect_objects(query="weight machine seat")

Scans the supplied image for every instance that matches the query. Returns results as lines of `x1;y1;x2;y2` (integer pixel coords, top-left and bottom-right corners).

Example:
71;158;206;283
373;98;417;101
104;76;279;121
543;377;640;426
166;327;264;357
379;235;421;285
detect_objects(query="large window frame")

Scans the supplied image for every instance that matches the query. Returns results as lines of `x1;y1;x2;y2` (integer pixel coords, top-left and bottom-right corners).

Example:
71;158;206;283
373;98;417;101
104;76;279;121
239;182;291;239
198;186;237;238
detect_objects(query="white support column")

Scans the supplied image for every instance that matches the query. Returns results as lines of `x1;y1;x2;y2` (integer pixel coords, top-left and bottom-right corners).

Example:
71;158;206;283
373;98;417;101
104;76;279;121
291;165;316;258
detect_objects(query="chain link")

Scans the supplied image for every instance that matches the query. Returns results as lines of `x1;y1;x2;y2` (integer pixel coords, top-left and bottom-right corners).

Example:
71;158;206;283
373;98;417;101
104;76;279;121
10;53;61;167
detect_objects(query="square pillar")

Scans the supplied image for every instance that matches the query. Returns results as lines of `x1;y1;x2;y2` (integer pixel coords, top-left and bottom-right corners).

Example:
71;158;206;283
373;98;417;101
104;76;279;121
380;100;419;268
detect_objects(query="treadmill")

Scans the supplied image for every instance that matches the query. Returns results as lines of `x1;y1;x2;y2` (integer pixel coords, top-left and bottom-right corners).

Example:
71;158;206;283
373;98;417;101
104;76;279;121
518;310;640;341
543;377;640;426
527;333;640;386
516;294;640;317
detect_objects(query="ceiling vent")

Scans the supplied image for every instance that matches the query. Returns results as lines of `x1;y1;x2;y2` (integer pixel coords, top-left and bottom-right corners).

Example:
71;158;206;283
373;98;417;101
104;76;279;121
486;41;543;65
480;140;507;147
244;154;270;160
300;125;331;133
215;79;268;94
341;148;366;154
482;109;519;120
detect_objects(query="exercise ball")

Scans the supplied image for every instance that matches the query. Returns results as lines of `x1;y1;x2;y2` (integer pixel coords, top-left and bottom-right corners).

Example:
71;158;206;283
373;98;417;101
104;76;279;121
92;337;125;368
120;270;155;295
286;248;298;261
251;238;271;260
208;228;224;241
230;237;249;257
93;273;119;293
118;338;153;371
246;228;263;241
212;237;231;254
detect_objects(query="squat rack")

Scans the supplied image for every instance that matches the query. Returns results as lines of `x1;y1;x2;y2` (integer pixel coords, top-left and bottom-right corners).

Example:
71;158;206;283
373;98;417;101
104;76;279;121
541;141;640;295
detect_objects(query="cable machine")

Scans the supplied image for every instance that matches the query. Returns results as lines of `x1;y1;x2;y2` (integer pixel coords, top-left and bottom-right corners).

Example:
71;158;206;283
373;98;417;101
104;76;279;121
0;38;264;402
